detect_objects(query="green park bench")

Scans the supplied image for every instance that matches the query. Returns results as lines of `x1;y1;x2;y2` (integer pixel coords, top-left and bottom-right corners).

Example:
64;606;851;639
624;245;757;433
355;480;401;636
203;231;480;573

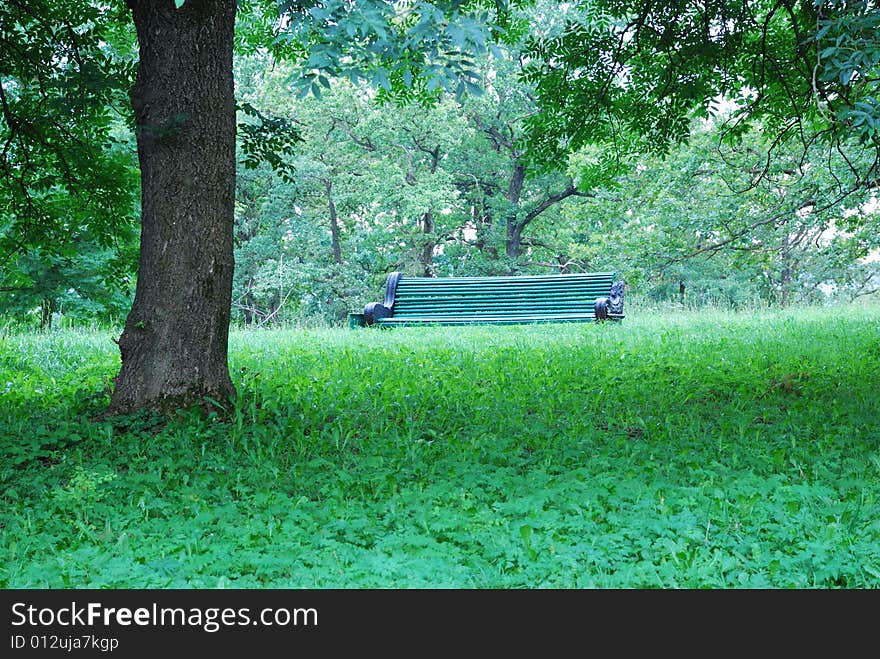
351;271;625;327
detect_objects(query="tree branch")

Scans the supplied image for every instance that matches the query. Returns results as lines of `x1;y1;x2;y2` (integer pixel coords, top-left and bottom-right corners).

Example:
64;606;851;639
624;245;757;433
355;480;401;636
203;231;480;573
518;181;592;231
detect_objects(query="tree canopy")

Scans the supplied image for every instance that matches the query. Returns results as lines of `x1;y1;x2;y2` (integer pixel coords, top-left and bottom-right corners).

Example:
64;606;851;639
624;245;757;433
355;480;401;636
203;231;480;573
522;1;879;184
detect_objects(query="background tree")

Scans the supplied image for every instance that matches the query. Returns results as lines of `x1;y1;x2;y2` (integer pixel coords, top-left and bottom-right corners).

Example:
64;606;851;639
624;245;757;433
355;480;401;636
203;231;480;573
564;118;880;307
0;0;140;329
456;54;592;270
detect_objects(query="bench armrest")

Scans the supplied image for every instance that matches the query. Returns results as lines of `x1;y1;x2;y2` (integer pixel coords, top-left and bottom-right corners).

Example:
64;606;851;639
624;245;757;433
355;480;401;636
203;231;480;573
363;271;403;326
595;281;625;321
363;302;393;326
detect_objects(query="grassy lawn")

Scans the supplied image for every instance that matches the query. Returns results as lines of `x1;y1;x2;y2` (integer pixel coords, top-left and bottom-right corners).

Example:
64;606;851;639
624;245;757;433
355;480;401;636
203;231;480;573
1;305;879;587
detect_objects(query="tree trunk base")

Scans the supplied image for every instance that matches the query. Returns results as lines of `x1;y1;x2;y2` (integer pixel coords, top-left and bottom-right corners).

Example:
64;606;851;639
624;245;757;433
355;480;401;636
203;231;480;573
109;321;235;416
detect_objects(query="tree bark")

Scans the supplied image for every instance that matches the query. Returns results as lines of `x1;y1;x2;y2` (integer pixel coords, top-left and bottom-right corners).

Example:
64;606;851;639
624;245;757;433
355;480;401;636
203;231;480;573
504;161;526;260
40;296;55;331
419;145;441;276
419;209;435;277
324;178;343;265
110;0;237;414
506;173;586;263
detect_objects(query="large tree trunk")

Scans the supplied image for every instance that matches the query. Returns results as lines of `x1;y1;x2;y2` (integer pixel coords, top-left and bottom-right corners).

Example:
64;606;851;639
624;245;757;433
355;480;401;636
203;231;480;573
110;0;237;414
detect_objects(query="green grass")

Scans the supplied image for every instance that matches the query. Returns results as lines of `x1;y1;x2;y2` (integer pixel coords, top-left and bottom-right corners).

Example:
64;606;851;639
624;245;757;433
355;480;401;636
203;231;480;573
1;306;879;588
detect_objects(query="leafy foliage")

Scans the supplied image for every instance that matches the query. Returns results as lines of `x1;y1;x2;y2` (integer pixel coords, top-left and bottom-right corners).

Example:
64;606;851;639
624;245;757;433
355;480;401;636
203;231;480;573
229;44;598;318
0;0;139;260
0;0;140;325
3;0;877;331
237;101;303;183
815;1;880;148
274;0;507;101
226;38;878;319
521;0;879;190
562;118;880;307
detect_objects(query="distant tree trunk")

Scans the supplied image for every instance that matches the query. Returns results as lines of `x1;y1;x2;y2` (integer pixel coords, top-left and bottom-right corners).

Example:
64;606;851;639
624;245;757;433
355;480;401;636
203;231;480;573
403;143;440;276
473;210;498;258
110;0;237;414
779;233;794;307
324;178;343;265
40;297;55;331
504;161;526;261
504;164;584;266
419;210;435;276
242;289;256;325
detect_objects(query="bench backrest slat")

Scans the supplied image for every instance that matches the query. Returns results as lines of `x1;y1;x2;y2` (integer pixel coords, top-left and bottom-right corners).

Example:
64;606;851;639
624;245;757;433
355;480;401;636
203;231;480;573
391;272;614;318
